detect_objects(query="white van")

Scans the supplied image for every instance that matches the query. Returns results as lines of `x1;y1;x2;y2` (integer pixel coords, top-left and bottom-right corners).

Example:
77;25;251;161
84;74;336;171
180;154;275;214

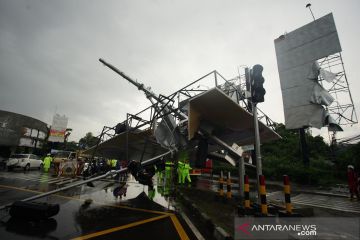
7;154;43;171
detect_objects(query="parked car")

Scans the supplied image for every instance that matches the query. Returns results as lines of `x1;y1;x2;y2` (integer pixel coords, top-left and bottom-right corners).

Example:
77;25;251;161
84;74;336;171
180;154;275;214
0;156;8;170
6;154;43;171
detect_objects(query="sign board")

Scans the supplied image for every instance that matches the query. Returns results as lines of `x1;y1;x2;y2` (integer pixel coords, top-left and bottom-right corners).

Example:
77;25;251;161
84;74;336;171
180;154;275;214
232;143;244;156
48;114;68;142
241;144;254;152
274;13;341;129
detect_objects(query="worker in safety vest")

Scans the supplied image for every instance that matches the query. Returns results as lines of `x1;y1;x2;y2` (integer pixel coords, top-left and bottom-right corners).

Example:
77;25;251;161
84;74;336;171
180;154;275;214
177;160;185;184
177;150;189;184
157;161;173;198
111;159;118;170
165;160;173;179
154;165;163;185
43;154;53;173
182;160;192;184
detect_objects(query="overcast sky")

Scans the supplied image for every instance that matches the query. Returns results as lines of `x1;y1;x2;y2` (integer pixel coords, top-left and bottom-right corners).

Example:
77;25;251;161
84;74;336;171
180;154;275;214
1;0;359;142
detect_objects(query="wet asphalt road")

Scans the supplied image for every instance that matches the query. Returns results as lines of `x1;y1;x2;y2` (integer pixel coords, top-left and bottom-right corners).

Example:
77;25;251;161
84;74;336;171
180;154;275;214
196;175;360;215
0;169;198;240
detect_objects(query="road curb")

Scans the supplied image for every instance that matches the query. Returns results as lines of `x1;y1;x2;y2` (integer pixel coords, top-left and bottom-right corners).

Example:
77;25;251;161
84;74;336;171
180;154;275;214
177;191;233;240
199;175;349;199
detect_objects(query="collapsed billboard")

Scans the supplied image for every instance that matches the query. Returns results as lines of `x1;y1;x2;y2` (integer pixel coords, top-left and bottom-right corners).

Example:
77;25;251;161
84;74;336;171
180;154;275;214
274;13;342;129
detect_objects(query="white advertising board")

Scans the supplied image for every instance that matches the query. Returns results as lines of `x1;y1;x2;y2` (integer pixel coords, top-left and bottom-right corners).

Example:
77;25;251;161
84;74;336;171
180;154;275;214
274;13;341;129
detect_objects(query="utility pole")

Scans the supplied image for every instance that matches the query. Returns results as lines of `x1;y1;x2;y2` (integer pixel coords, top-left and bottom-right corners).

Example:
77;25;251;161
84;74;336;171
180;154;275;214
250;65;266;203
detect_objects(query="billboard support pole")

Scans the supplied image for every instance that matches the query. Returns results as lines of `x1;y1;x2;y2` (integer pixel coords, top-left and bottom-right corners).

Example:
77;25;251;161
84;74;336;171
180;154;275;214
299;128;310;168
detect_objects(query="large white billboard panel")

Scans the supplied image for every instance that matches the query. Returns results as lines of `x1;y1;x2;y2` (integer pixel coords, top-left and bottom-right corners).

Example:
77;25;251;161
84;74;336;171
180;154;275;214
274;13;342;129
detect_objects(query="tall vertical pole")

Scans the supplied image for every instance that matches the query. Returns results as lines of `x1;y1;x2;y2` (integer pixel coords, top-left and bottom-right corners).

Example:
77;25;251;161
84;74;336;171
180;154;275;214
253;102;263;203
90;126;105;161
299;128;309;168
126;114;129;162
238;155;244;198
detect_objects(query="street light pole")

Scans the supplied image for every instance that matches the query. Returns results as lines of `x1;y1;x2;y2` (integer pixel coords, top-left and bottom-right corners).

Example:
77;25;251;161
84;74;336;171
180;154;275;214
306;3;316;21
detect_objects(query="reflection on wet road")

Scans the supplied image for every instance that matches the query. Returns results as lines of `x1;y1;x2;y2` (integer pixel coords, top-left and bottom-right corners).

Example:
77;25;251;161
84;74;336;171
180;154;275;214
0;171;197;239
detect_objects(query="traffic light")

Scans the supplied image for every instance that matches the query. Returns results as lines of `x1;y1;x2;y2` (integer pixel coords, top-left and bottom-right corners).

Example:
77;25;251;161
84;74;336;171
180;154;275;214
251;64;266;103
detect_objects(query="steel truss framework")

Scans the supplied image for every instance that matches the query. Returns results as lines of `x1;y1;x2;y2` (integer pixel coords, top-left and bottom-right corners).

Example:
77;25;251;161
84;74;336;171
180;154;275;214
91;69;277;159
318;52;358;126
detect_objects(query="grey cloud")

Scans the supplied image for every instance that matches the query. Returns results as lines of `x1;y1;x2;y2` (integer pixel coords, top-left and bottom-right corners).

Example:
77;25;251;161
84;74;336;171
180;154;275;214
1;0;360;141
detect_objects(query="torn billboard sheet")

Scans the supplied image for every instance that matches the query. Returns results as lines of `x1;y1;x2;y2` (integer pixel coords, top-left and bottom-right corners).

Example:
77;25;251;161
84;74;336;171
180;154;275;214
310;84;334;106
274;13;341;129
154;117;177;149
187;88;280;147
320;69;336;83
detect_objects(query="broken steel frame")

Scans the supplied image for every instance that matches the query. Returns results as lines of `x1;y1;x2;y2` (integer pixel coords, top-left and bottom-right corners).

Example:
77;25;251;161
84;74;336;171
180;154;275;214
90;62;278;164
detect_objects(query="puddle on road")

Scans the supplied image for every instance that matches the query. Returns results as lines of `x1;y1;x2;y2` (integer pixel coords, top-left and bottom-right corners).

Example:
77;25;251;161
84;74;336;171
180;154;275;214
60;173;177;211
0;171;178;240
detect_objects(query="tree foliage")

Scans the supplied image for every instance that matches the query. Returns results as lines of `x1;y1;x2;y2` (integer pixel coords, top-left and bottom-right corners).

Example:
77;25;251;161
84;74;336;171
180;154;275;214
78;132;99;149
334;142;360;177
261;123;339;185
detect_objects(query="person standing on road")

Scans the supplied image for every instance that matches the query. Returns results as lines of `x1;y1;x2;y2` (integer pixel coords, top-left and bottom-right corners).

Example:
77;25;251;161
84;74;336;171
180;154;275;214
43;154;53;173
347;165;359;200
111;159;118;170
165;159;173;179
182;160;192;184
177;150;189;184
177;160;185;184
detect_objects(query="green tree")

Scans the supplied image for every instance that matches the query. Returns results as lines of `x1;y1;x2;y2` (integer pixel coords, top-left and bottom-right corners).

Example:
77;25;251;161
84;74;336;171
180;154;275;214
261;123;334;185
65;141;79;151
334;142;360;178
79;132;99;149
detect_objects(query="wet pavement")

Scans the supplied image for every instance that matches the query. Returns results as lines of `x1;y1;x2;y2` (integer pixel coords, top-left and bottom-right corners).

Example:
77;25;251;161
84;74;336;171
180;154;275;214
196;175;360;214
0;170;198;240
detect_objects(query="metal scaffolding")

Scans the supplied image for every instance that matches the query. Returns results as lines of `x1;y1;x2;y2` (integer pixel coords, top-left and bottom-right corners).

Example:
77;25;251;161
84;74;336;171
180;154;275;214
90;68;278;160
318;52;358;126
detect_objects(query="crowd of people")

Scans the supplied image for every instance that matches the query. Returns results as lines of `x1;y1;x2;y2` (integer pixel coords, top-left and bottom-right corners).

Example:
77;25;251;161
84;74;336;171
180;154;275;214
41;153;125;178
40;153;359;202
